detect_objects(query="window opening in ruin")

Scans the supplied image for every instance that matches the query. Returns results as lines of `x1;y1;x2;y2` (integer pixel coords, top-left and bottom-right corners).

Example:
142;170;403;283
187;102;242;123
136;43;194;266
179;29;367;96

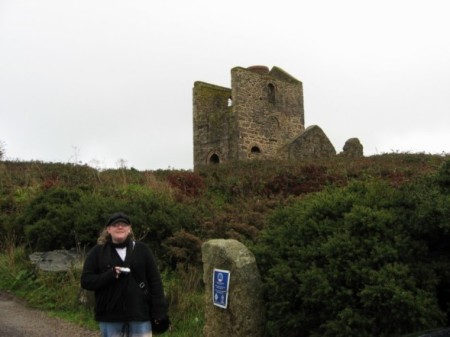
251;146;261;154
214;97;222;108
209;153;220;164
228;98;232;107
268;83;275;104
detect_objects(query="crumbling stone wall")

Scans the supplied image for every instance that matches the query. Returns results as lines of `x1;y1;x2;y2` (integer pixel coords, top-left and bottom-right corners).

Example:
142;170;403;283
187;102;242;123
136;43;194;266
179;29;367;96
288;125;336;159
231;66;305;161
193;65;361;170
193;65;305;168
193;82;235;166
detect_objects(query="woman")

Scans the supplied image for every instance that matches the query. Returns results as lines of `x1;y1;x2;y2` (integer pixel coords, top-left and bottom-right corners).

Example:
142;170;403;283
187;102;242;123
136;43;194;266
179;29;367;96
81;212;169;337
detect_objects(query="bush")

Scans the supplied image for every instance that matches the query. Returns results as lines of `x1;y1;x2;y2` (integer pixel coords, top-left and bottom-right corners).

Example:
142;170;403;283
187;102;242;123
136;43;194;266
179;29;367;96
16;184;197;270
19;187;84;250
436;159;450;194
102;184;197;266
165;229;203;268
166;171;205;198
255;180;448;337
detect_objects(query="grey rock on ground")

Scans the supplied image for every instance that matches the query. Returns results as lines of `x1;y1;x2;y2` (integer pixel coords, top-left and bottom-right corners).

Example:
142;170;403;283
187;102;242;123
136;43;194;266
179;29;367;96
29;249;81;272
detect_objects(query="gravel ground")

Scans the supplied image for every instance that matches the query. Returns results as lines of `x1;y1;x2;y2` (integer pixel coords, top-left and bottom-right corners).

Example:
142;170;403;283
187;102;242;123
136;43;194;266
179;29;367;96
0;291;100;337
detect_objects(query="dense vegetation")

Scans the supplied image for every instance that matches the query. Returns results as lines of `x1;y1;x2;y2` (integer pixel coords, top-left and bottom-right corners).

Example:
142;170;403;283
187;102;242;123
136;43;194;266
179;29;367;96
0;153;449;336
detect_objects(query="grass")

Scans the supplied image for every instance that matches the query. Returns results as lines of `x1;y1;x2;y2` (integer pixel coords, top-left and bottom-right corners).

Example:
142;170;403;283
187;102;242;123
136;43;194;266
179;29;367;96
0;239;204;336
164;266;205;335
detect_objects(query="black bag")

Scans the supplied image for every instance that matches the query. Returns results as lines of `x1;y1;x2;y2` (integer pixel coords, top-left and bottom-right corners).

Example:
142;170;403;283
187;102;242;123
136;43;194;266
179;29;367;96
151;316;171;334
136;280;171;334
128;242;171;334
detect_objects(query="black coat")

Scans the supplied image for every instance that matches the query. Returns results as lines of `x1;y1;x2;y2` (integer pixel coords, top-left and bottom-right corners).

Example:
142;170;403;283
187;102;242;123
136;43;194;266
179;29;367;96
81;240;168;322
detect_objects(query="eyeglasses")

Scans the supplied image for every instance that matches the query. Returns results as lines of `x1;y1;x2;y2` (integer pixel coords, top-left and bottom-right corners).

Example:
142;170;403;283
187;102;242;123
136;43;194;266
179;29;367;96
110;222;131;228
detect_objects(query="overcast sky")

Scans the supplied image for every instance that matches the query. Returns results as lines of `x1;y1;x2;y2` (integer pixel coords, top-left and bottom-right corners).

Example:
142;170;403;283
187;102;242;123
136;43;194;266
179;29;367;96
1;0;449;171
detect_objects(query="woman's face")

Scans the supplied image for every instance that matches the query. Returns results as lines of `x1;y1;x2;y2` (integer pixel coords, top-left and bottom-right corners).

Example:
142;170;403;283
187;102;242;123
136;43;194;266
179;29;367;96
107;222;131;243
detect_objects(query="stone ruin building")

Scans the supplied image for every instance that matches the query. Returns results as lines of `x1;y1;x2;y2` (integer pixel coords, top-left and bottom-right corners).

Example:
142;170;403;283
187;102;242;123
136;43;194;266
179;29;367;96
193;65;362;169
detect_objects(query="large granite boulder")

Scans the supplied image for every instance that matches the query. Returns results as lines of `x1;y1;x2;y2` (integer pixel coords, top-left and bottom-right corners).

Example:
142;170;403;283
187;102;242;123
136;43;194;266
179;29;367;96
202;239;265;337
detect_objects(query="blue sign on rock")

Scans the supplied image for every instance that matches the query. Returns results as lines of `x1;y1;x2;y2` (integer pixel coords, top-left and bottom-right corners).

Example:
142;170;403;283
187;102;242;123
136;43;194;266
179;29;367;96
212;268;230;309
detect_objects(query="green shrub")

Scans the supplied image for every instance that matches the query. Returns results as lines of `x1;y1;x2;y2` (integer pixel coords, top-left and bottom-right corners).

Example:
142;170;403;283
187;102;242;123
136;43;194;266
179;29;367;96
13;184;197;269
19;187;83;250
165;229;203;268
102;184;197;266
255;180;448;337
436;159;450;193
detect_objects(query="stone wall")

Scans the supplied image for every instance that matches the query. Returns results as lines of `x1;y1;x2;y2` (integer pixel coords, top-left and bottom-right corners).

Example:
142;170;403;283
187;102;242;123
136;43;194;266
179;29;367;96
193;65;362;170
193;82;235;167
288;125;337;159
231;67;305;161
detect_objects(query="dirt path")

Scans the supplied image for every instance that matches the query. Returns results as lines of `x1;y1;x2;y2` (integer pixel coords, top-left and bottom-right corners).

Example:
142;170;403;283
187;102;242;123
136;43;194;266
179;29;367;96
0;291;100;337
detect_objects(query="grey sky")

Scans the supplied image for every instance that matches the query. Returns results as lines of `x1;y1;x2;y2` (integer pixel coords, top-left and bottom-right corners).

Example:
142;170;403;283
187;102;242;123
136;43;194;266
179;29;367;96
1;0;449;170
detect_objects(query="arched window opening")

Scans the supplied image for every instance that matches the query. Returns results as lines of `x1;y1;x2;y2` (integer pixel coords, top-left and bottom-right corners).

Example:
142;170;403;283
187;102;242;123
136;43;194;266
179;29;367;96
268;83;275;104
228;97;233;107
209;153;220;164
251;146;261;154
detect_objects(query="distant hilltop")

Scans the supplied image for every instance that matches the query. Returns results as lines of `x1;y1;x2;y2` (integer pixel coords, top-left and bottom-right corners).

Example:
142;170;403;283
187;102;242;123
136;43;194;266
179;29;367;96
193;65;362;170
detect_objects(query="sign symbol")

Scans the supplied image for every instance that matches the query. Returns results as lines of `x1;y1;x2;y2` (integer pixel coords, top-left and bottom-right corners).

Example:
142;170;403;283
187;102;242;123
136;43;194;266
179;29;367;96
213;269;230;309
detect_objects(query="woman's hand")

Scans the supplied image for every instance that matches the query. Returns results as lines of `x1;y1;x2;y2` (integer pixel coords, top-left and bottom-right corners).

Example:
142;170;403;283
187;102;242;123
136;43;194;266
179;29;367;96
113;266;123;278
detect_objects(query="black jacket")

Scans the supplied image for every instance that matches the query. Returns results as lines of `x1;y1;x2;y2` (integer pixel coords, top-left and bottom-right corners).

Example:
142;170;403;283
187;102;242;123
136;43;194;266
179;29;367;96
81;240;168;322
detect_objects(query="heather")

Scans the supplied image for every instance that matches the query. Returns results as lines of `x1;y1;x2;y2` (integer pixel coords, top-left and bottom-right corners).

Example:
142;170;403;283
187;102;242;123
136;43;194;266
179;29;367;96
1;153;449;336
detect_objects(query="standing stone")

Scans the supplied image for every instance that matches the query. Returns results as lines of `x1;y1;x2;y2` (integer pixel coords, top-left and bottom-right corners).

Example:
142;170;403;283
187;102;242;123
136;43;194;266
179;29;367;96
340;137;364;158
202;239;265;337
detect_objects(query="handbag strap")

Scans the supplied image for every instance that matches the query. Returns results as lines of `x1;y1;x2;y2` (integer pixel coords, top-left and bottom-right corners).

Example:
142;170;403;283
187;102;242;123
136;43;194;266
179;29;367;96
137;280;150;296
126;241;150;296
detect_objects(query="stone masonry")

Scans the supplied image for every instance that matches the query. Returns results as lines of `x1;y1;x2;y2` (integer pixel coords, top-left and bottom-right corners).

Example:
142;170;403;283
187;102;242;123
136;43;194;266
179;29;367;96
193;65;362;169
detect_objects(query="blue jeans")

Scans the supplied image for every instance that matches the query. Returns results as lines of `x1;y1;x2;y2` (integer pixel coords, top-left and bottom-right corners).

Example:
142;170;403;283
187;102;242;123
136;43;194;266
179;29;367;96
99;321;152;337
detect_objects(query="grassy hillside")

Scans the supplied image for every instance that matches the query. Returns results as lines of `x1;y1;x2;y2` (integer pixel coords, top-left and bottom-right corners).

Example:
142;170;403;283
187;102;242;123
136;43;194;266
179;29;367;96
0;152;449;336
0;153;447;269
